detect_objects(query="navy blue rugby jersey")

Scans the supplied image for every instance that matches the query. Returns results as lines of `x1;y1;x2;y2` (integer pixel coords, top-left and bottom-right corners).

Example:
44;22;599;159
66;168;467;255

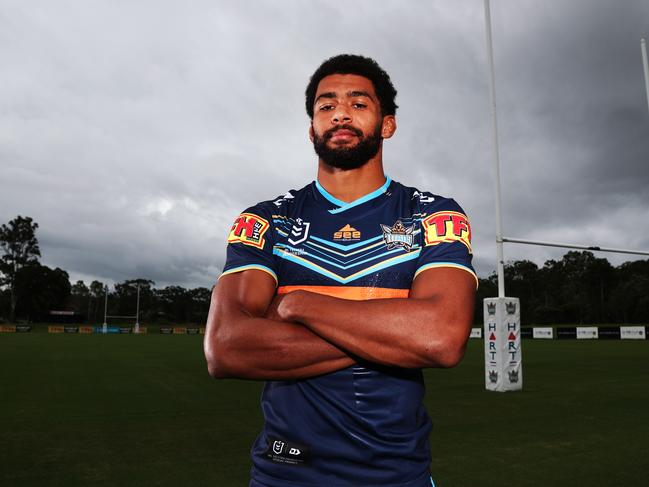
221;176;476;487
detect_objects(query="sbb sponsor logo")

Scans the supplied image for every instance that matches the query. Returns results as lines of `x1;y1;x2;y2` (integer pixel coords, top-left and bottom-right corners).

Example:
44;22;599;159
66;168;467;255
421;211;471;252
334;224;361;241
227;213;270;249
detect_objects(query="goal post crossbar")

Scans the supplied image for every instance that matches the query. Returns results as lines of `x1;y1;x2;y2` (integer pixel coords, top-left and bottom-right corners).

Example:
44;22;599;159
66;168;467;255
503;237;649;257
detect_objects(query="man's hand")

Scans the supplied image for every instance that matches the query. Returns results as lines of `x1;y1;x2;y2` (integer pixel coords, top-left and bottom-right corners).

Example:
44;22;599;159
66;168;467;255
264;292;291;322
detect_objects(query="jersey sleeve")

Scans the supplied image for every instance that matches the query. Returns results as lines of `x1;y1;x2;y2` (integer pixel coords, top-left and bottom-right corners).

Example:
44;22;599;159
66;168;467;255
220;204;278;285
415;198;478;287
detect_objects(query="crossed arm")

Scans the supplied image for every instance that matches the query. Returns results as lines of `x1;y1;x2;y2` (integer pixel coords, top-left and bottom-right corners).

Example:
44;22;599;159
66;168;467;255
203;267;476;381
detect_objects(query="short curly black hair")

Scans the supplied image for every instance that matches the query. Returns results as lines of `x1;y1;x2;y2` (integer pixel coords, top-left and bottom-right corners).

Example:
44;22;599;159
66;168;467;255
305;54;398;119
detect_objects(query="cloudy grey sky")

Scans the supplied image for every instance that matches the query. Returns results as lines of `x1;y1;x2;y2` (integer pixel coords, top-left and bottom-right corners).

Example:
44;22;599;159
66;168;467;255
1;0;648;289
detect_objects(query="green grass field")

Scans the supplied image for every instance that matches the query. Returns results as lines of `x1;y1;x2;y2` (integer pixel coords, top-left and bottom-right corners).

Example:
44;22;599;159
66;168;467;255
1;334;648;487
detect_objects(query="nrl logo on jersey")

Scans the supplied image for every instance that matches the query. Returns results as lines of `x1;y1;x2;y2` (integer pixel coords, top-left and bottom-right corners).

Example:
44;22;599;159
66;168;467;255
380;220;415;251
287;218;310;246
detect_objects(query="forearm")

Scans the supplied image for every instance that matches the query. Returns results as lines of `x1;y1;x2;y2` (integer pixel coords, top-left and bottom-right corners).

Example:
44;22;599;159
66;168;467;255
281;292;470;368
205;312;354;381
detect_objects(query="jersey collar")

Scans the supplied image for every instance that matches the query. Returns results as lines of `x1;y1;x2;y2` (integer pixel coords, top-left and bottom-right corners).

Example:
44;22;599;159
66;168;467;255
315;176;392;214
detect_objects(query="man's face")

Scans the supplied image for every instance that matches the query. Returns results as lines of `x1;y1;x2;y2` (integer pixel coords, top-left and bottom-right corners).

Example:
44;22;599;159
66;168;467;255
310;74;395;171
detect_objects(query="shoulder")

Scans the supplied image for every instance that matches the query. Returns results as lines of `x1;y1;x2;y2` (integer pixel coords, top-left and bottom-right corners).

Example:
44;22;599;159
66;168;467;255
395;183;473;255
233;183;311;222
391;180;468;215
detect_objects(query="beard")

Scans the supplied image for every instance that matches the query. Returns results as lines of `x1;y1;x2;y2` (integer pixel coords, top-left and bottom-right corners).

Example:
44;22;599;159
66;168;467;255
312;122;383;171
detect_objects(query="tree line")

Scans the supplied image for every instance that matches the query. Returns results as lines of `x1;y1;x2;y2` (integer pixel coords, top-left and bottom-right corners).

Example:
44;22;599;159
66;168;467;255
475;251;649;325
1;215;648;325
0;216;210;324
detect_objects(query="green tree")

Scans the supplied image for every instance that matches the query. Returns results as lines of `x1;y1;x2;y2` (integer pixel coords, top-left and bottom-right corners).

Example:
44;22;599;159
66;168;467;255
14;263;70;321
0;216;41;322
114;279;155;321
156;285;190;322
89;280;106;323
70;280;90;319
611;260;649;323
189;287;211;323
504;260;540;325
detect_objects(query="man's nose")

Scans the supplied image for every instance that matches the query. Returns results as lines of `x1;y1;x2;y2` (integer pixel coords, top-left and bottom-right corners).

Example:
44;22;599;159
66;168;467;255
332;106;352;124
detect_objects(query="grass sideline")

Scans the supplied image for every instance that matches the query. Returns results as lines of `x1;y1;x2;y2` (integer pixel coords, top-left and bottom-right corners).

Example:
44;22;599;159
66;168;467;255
1;335;647;486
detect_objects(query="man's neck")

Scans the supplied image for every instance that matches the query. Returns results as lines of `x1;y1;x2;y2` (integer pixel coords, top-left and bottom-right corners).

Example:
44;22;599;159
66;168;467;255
316;154;386;204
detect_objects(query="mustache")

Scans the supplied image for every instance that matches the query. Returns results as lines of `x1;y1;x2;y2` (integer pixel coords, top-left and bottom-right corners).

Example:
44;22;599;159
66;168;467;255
323;124;363;139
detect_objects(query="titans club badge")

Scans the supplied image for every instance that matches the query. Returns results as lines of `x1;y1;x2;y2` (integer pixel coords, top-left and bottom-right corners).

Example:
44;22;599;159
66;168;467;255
380;220;415;251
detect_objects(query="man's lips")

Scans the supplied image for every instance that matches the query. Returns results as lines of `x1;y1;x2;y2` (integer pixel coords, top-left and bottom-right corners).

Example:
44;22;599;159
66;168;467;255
328;129;358;141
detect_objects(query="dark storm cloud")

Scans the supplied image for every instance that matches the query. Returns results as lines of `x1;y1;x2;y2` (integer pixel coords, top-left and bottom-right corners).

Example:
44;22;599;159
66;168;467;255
0;0;647;288
484;0;649;267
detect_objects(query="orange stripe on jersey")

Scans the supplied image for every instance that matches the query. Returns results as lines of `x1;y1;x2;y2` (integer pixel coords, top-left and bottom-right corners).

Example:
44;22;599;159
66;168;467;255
277;285;408;300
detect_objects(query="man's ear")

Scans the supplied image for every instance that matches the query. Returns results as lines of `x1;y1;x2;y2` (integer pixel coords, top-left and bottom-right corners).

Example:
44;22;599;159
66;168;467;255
308;124;315;143
381;116;396;139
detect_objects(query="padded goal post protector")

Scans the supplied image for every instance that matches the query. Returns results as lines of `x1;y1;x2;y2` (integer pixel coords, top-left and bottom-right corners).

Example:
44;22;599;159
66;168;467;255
483;297;523;392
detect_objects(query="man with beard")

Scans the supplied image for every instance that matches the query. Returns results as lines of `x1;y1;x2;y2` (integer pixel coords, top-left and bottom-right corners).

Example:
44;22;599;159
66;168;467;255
204;54;477;487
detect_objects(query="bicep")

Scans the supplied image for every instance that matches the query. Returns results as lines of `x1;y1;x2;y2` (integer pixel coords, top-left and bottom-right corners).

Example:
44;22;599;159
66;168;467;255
204;269;277;369
214;269;277;318
410;267;476;325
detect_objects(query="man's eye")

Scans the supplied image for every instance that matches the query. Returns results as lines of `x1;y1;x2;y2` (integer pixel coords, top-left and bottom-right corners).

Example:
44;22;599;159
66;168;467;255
353;103;366;109
319;105;334;111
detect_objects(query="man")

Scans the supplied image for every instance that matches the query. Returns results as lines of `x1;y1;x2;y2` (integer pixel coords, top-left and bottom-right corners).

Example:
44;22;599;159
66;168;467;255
204;54;476;487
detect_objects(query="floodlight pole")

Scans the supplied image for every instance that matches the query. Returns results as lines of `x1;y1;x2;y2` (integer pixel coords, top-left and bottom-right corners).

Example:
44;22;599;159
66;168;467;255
642;38;649;114
484;0;506;298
